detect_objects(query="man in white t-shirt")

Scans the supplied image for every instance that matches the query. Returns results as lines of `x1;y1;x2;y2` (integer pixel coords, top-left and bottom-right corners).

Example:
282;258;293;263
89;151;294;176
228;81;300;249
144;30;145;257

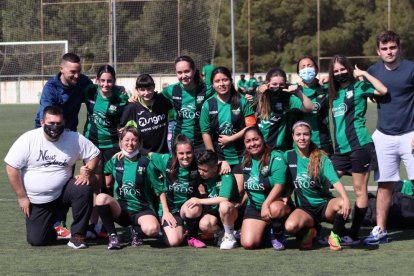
5;106;100;249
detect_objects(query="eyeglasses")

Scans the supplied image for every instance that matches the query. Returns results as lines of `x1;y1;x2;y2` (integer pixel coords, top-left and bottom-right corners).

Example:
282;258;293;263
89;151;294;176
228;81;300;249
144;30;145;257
379;46;398;51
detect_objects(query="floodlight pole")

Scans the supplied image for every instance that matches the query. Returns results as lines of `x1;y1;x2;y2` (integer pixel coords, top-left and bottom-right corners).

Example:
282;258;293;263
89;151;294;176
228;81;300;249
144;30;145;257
112;0;117;71
230;0;236;79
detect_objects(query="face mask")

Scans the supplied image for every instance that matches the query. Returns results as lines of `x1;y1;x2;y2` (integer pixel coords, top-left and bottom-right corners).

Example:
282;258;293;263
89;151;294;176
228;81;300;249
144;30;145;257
298;67;316;84
333;73;350;84
122;148;140;159
43;124;65;140
269;87;284;96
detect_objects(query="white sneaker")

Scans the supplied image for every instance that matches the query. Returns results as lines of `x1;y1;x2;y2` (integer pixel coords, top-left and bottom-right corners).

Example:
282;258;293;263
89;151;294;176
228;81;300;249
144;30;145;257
220;233;237;250
363;226;388;245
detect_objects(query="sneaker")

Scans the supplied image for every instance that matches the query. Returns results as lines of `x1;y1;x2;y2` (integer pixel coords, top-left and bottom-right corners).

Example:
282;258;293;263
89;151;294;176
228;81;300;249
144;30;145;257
107;234;121;250
220;233;237;250
54;221;71;239
300;228;317;250
187;237;207;248
340;235;360;246
130;228;143;247
271;234;287;251
363;226;388;246
328;231;341;251
67;234;87;249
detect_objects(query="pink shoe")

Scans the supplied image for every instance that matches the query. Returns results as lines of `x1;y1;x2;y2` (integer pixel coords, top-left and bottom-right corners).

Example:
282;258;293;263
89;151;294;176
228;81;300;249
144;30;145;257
187;237;206;248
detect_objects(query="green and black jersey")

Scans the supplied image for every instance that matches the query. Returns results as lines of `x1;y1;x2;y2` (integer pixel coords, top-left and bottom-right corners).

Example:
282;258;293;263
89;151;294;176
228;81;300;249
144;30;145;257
120;93;172;154
104;155;154;213
258;93;303;151
284;149;338;208
331;81;374;154
203;173;240;210
242;150;286;211
82;84;128;149
200;94;254;165
148;153;200;216
290;82;332;151
162;82;214;148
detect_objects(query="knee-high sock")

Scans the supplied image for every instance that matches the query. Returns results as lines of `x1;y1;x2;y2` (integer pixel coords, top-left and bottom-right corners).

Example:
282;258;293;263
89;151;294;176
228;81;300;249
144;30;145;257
185;217;200;237
271;217;286;235
333;213;346;236
96;205;117;235
350;205;367;236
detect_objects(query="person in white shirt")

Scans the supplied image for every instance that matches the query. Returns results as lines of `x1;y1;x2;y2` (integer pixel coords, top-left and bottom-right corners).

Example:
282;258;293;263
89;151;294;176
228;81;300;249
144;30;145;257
5;105;100;249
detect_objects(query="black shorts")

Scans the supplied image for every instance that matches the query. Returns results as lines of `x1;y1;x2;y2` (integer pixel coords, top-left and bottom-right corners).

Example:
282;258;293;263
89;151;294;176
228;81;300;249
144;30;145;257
331;143;375;173
115;208;156;227
297;199;331;224
161;212;185;227
230;163;242;174
243;204;265;221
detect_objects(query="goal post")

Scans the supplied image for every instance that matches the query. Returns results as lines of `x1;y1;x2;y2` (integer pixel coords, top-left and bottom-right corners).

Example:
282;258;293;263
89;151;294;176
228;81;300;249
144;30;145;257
0;40;68;54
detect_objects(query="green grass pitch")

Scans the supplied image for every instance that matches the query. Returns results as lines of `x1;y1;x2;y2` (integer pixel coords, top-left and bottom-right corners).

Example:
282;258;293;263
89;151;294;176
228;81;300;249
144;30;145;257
0;104;413;275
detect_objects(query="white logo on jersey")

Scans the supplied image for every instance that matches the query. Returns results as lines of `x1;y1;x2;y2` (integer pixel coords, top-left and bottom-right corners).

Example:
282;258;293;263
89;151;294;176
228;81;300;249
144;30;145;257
346;90;354;99
138;114;166;127
178;104;200;119
294;173;316;189
119;181;141;196
219;122;234;136
137;111;145;116
244;176;265;191
313;102;321;113
332;103;347;117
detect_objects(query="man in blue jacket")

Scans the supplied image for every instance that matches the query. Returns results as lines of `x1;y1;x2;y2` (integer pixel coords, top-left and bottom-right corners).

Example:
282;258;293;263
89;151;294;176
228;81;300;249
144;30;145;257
34;53;92;131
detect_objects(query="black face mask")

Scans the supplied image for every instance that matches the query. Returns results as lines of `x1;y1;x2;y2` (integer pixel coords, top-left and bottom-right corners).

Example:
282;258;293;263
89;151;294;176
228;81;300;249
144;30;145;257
333;73;350;84
268;87;284;97
43;124;65;140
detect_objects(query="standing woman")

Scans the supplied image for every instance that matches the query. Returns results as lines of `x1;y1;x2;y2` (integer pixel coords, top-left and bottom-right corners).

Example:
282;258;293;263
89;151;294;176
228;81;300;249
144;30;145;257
120;74;172;154
256;68;314;151
162;55;215;154
328;54;387;243
147;134;205;248
284;121;351;251
200;66;257;194
240;126;292;250
293;55;333;155
96;127;160;249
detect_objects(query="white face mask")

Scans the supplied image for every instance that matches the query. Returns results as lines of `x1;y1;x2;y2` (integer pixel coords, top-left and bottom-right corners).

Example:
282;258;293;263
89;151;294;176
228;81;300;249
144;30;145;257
298;67;316;84
122;148;140;159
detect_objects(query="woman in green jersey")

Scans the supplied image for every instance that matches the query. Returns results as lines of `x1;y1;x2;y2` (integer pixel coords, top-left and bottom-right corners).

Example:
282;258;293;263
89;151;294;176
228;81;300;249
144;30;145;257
96;127;160;250
256;68;314;151
161;56;215;155
284;121;351;251
200;66;257;195
240;126;292;250
148;134;206;248
327;54;387;243
184;150;241;250
82;65;129;193
292;55;333;155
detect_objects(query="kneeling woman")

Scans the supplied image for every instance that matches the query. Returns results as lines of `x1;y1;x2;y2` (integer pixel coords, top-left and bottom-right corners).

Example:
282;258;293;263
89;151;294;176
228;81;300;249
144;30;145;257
284;121;351;251
241;126;292;250
148;134;204;248
184;150;240;250
96;127;160;250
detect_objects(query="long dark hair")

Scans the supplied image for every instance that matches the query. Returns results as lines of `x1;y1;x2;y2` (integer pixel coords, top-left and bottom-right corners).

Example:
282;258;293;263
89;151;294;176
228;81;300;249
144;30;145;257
296;55;319;75
174;55;203;87
169;134;194;182
327;54;355;105
256;67;287;120
211;66;241;110
242;126;273;170
96;64;116;82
